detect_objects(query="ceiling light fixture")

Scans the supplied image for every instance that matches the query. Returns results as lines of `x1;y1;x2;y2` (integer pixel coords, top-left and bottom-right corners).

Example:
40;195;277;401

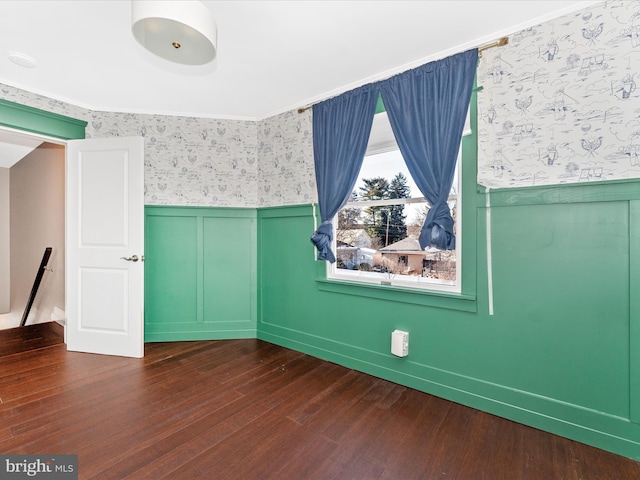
8;52;36;68
131;0;217;65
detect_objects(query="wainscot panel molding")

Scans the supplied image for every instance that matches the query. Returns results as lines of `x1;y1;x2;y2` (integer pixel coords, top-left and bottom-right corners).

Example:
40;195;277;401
145;206;257;341
256;199;640;461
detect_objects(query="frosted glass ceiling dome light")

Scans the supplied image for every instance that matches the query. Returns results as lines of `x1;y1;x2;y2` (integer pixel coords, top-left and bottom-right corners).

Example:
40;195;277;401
131;0;217;65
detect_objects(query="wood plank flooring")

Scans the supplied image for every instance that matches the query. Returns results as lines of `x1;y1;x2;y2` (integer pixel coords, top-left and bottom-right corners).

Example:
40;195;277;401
1;324;639;479
0;321;64;356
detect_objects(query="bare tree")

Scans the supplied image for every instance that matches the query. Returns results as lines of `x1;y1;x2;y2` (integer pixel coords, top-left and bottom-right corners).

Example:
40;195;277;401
337;191;362;246
407;205;429;238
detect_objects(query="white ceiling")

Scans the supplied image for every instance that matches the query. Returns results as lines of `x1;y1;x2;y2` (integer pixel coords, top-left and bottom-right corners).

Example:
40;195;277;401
0;0;598;121
0;129;42;168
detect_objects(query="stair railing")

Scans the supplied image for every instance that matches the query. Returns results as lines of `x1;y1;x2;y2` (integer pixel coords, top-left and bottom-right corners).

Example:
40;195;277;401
20;247;53;327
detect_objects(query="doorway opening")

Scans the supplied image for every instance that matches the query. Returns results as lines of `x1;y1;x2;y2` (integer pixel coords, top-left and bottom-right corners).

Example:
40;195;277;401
0;101;144;357
0;127;66;331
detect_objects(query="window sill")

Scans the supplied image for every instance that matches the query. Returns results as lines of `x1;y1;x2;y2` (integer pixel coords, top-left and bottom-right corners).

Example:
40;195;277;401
315;277;477;312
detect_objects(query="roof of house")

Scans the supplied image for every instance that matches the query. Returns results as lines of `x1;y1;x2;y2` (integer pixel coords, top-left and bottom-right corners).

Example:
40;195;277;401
378;236;457;261
378;237;422;254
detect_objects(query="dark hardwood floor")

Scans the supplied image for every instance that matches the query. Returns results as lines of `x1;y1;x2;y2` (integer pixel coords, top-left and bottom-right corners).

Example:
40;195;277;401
1;323;639;479
0;321;64;356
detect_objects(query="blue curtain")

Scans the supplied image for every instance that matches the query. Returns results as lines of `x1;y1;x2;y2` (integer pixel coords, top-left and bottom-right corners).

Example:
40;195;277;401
310;84;378;262
380;49;478;250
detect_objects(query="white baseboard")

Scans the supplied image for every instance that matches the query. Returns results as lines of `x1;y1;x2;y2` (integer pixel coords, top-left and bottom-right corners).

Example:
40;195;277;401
51;306;66;325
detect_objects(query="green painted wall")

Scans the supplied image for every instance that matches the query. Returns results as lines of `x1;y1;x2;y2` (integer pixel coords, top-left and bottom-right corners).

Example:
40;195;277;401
138;94;640;460
255;92;640;460
144;206;257;341
0;99;87;140
256;186;640;461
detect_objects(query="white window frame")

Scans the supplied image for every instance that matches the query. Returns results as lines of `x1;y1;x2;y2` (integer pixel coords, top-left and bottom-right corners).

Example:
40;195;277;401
326;111;466;293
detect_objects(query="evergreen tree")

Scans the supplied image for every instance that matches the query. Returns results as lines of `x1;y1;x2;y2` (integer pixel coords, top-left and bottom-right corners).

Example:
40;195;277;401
386;173;410;245
358;174;410;247
359;177;389;245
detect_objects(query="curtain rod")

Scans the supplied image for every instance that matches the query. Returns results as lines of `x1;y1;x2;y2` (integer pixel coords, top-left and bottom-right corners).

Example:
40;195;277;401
297;36;509;114
478;36;509;58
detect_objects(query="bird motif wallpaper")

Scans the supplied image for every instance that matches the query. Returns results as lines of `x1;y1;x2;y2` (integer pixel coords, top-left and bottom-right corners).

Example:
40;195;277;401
477;0;640;189
257;108;316;207
86;111;260;207
0;81;315;208
7;1;636;202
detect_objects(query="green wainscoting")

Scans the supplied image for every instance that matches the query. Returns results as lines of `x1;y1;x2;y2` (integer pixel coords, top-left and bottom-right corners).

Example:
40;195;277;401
256;182;640;460
144;206;257;341
8;79;640;461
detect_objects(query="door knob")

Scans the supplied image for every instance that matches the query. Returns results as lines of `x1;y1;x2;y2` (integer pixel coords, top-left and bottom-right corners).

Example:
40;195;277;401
120;255;139;262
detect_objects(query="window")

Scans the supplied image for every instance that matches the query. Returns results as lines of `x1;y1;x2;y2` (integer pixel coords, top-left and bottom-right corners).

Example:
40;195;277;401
328;110;465;293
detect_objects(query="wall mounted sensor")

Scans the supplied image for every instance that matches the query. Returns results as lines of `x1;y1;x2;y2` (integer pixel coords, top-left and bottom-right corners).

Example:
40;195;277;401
391;330;409;357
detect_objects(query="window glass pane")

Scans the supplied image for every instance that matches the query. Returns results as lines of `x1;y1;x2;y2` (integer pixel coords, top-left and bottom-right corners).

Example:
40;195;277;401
329;110;461;292
333;148;459;290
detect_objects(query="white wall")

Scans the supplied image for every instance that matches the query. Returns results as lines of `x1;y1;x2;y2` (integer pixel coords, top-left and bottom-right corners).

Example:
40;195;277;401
2;143;65;328
0;167;9;314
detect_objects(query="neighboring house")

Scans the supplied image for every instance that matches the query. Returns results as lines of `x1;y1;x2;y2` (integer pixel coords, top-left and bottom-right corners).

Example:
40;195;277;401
336;246;376;270
375;236;424;274
336;228;372;248
374;235;456;277
336;228;374;269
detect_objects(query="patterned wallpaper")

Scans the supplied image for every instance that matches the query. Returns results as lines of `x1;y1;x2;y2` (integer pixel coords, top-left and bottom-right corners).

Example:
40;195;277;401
1;82;316;208
0;82;90;121
86;112;258;207
257;108;316;207
478;0;640;189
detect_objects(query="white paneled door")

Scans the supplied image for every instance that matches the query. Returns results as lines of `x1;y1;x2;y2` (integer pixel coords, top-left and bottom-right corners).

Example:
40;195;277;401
66;137;144;358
